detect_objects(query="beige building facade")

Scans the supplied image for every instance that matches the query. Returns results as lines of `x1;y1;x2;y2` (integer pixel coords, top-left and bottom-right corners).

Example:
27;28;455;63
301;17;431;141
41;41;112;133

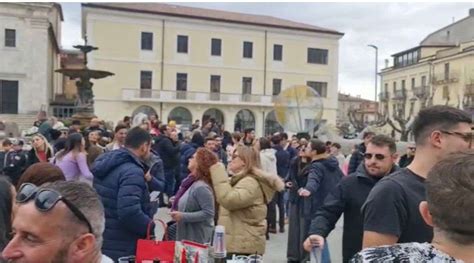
82;3;343;135
0;3;62;122
380;9;474;139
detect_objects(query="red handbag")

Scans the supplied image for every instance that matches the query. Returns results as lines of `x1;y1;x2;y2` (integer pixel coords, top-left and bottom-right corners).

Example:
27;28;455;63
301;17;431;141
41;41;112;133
136;219;175;263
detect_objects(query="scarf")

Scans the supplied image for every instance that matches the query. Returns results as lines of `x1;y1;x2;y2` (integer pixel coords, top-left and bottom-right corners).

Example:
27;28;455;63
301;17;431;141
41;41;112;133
171;175;196;211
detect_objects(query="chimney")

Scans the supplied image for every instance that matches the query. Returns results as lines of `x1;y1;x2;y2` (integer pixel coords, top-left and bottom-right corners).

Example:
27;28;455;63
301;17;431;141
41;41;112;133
470;8;474;17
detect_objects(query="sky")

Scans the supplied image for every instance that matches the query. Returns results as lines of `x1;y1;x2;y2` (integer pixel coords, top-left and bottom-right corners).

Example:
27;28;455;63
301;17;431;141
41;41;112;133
59;2;474;101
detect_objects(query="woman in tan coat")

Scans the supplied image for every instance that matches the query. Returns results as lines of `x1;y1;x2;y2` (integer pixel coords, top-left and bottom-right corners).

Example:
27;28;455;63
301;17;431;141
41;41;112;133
210;145;285;257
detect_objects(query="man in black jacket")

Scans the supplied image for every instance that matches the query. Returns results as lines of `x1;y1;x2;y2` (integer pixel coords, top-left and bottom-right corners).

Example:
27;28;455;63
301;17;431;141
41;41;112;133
298;139;344;262
303;135;398;262
348;131;375;174
153;124;181;199
2;139;27;186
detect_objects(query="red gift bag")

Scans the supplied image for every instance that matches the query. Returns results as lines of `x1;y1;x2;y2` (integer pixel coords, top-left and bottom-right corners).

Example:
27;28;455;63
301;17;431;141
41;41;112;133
136;219;175;262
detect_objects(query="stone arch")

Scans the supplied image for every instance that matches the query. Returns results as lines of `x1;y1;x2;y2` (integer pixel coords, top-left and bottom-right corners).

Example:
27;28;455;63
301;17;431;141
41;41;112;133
234;109;255;132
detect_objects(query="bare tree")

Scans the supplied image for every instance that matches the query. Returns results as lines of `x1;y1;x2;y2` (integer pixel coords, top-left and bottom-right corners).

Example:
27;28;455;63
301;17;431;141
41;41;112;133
377;88;414;141
347;108;366;133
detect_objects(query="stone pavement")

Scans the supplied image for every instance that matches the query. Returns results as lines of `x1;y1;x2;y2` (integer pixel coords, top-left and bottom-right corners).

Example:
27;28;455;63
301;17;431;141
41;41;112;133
155;208;344;262
263;217;343;262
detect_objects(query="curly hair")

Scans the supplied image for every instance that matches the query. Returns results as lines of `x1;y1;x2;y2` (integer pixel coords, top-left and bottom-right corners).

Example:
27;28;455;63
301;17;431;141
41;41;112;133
193;148;219;187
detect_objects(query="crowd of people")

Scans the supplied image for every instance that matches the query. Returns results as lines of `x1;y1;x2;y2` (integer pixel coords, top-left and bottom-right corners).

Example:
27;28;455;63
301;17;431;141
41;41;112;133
0;104;472;263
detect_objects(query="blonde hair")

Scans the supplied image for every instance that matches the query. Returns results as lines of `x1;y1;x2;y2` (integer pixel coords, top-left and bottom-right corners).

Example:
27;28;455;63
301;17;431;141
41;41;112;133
32;134;53;152
234;145;261;176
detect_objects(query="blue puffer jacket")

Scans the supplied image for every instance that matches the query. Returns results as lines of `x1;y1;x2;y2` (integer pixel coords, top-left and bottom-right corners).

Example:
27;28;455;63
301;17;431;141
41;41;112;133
92;148;153;261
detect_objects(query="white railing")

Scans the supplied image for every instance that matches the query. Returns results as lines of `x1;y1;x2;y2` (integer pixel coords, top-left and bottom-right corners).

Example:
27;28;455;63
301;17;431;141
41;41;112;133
122;89;276;106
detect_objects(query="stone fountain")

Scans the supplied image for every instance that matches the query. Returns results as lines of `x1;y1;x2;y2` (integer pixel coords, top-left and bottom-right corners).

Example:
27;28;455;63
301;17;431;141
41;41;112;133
55;37;114;126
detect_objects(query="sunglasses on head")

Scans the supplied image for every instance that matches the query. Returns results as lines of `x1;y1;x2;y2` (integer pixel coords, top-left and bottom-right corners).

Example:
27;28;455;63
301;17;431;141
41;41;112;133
16;183;93;234
364;153;386;161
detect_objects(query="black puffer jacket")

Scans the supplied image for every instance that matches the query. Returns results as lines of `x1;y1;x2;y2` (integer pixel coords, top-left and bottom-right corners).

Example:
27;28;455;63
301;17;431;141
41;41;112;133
304;156;343;219
308;163;399;262
153;134;180;170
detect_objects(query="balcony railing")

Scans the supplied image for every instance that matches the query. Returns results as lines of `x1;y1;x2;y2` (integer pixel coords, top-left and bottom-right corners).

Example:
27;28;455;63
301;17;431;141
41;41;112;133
378;91;389;101
432;72;460;85
413;86;430;99
392;89;406;100
122;89;276;106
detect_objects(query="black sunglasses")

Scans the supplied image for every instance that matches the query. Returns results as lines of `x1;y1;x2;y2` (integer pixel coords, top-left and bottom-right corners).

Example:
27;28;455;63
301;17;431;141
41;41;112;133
364;153;386;161
17;183;93;234
440;130;473;147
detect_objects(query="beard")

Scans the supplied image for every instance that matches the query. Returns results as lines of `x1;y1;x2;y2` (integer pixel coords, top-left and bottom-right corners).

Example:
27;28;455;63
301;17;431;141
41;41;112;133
366;165;386;178
50;244;70;263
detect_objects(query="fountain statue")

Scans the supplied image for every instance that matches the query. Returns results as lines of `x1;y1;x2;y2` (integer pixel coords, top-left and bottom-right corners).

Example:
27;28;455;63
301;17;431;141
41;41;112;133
55;37;114;126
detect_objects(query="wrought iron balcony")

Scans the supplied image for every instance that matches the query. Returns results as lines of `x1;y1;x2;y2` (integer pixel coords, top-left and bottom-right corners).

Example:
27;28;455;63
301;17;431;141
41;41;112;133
413;86;430;99
122;89;276;107
378;91;389;102
392;89;406;100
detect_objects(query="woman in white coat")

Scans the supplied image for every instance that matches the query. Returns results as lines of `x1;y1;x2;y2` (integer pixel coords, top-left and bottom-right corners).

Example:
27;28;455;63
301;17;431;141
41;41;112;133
254;137;278;239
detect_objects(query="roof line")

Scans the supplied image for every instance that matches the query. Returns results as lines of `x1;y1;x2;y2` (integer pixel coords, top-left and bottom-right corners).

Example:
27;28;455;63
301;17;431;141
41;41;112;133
419;15;470;44
391;44;456;57
81;3;344;36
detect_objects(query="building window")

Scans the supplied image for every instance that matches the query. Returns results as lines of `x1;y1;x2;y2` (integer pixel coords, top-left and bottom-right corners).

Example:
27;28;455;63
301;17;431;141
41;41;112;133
141;32;153;50
273;44;282;61
211;38;221;56
210;75;221;100
140;71;152;97
411;78;415;88
140;71;152;90
177;35;188;53
443;85;449;99
401;80;406;90
5;29;16;47
393;81;397;93
242;77;252;101
307;48;328;64
421;76;427;86
177;73;187;91
306;81;328;97
177;73;187;99
243;41;253;58
272;79;282;95
0;80;18;114
444;63;450;80
384;83;388;92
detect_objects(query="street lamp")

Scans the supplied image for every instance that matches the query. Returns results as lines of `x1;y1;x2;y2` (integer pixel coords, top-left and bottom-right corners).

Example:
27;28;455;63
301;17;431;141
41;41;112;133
368;44;378;102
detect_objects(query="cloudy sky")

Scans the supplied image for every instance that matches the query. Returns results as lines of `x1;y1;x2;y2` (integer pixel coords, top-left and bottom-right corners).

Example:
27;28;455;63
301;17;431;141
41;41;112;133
60;2;474;100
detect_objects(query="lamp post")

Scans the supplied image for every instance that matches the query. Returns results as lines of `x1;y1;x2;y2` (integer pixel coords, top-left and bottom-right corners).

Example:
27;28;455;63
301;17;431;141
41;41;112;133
368;44;378;102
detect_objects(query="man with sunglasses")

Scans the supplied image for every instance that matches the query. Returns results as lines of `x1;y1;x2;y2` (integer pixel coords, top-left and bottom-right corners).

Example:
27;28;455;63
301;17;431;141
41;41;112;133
362;105;472;249
303;135;399;262
92;127;155;261
2;181;113;263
